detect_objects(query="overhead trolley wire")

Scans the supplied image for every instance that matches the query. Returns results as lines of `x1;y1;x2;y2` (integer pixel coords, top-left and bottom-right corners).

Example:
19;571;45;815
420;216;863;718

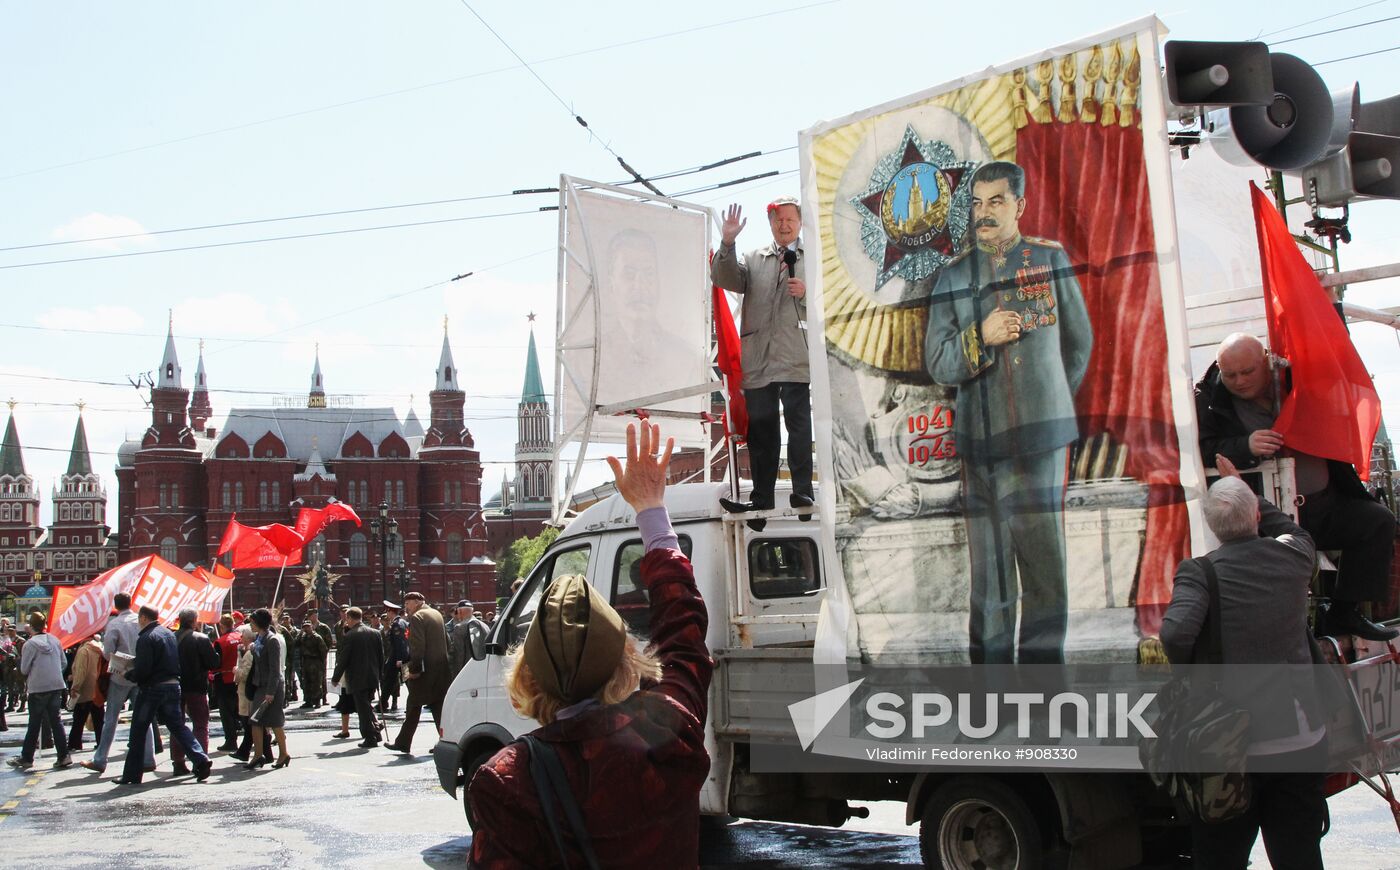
455;0;665;196
0;167;794;271
1254;0;1391;39
0;0;835;184
1270;13;1400;45
0;146;796;254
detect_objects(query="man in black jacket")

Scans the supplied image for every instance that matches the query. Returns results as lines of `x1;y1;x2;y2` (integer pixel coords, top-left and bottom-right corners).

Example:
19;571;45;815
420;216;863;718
171;609;220;775
331;607;384;748
120;606;212;786
1196;333;1397;641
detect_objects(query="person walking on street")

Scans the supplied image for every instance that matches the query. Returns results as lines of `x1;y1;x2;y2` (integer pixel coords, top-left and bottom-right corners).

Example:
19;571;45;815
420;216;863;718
331;607;385;748
66;633;106;751
384;592;448;754
83;593;155;775
277;617;299;705
0;624;18;727
307;610;334;652
230;626;263;761
297;621;328;708
170;609;219;776
446;601;486;679
7;613;72;770
245;609;291;770
213;615;241;751
117;606;211;786
379;603;408;713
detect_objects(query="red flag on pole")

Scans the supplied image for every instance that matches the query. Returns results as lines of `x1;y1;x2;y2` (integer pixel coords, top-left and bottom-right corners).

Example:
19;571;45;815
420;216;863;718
712;279;748;439
1250;182;1381;479
217;516;305;569
293;500;363;542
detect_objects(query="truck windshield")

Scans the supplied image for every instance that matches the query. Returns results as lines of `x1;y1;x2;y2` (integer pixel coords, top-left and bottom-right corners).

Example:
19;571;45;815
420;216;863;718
506;544;592;647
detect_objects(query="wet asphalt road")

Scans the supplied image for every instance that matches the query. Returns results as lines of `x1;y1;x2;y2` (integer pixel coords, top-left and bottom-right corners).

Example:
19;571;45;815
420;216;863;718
0;703;1395;868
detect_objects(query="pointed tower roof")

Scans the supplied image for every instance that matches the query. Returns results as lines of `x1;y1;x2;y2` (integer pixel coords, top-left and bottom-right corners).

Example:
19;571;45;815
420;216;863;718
158;312;182;389
522;324;546;404
404;403;425;438
436;317;459;391
66;408;93;476
308;344;327;409
193;340;209;394
294;436;336;482
1;405;26;477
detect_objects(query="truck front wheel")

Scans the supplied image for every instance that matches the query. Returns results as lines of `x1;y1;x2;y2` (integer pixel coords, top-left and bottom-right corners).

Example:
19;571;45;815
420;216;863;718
919;776;1044;870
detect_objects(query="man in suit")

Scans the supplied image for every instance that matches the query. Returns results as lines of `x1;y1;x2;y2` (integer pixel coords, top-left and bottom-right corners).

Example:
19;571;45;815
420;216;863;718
1161;456;1328;869
710;196;813;531
330;607;384;748
386;591;449;754
1196;332;1397;641
922;160;1093;664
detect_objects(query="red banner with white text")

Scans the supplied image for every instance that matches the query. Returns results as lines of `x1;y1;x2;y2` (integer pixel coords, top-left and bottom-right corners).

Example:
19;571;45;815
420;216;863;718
50;556;236;649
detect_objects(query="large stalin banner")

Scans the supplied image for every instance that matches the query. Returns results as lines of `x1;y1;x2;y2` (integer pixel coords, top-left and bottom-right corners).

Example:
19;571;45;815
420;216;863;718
801;19;1205;664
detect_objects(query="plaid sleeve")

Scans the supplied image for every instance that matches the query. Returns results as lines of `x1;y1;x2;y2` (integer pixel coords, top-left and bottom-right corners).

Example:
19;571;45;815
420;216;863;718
639;548;714;723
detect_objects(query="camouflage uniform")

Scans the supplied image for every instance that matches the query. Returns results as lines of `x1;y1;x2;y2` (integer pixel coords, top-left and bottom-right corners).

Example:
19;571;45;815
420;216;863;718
296;629;328;707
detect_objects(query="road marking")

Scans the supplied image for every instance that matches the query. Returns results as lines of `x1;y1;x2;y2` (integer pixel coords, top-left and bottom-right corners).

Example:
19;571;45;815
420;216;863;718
1;801;18;811
23;779;37;787
13;789;27;797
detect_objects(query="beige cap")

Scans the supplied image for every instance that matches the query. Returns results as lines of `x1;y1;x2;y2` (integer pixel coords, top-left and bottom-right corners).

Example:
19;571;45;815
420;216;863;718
522;574;626;704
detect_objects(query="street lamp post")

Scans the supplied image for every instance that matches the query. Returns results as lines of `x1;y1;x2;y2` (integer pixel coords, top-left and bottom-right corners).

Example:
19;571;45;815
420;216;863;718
369;500;398;605
394;560;415;599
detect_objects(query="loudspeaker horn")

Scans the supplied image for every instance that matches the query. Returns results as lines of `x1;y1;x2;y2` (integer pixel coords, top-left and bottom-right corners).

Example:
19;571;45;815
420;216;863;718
1208;53;1334;171
1301;132;1400;204
1163;40;1274;106
1327;83;1361;150
1357;93;1400;137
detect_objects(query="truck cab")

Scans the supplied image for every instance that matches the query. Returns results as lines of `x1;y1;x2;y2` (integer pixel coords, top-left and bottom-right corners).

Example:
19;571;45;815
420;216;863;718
433;479;826;827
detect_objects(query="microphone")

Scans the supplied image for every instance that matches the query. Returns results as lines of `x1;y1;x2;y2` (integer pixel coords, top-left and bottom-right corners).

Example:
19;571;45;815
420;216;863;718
782;248;808;346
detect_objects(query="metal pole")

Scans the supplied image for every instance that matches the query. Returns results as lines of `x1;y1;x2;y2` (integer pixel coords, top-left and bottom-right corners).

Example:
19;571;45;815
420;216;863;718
269;556;288;610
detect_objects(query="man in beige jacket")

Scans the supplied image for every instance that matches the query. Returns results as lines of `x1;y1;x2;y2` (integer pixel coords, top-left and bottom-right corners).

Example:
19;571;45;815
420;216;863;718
385;592;449;754
710;196;813;531
67;633;105;751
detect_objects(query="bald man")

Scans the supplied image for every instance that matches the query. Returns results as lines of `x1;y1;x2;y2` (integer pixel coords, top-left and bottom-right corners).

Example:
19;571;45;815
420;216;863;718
1195;332;1397;641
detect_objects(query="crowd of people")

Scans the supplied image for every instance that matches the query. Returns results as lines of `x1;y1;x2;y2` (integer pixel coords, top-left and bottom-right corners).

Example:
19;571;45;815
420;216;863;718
0;591;492;783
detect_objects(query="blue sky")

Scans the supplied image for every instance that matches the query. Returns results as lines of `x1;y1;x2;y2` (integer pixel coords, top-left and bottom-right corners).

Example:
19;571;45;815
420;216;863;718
3;1;1400;523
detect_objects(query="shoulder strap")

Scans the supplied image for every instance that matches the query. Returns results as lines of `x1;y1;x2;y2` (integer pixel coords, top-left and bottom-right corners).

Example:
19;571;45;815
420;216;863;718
520;735;602;870
1193;556;1226;664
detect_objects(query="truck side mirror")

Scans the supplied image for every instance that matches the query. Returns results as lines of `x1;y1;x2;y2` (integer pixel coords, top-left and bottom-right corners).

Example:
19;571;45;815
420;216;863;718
470;629;487;662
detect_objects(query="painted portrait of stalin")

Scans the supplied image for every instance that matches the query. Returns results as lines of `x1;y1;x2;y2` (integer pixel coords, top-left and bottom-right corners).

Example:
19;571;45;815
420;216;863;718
921;160;1093;664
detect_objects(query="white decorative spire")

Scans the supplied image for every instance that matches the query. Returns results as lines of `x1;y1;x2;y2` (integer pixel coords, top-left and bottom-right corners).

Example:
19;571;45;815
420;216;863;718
308;343;326;408
193;339;208;391
436;316;458;391
159;311;182;389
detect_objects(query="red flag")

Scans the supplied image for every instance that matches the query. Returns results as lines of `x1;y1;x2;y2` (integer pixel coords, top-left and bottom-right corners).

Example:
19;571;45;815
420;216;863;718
217;516;305;569
712;277;748;439
1251;183;1381;478
293;500;363;542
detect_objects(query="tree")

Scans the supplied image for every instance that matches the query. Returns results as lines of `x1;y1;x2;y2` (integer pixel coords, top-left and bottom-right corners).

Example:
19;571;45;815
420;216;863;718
496;526;559;593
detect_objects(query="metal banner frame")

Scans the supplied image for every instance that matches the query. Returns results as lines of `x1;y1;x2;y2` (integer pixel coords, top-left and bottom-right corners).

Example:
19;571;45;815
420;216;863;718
552;175;727;522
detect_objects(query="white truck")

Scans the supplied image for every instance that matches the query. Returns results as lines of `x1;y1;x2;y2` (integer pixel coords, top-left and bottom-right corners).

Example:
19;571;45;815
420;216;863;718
432;467;1400;868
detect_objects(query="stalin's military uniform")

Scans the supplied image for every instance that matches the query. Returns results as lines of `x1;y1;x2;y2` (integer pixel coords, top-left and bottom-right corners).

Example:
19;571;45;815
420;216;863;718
922;234;1092;664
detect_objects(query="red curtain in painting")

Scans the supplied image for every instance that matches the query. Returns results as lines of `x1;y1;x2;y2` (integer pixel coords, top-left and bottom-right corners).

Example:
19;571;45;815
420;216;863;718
1016;121;1186;636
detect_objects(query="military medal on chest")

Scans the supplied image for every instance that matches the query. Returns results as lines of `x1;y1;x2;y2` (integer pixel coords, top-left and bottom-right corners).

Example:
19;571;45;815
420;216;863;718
1013;246;1056;331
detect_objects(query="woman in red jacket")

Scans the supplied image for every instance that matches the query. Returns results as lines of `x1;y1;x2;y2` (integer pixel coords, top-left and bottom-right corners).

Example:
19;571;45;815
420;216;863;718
468;422;714;869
